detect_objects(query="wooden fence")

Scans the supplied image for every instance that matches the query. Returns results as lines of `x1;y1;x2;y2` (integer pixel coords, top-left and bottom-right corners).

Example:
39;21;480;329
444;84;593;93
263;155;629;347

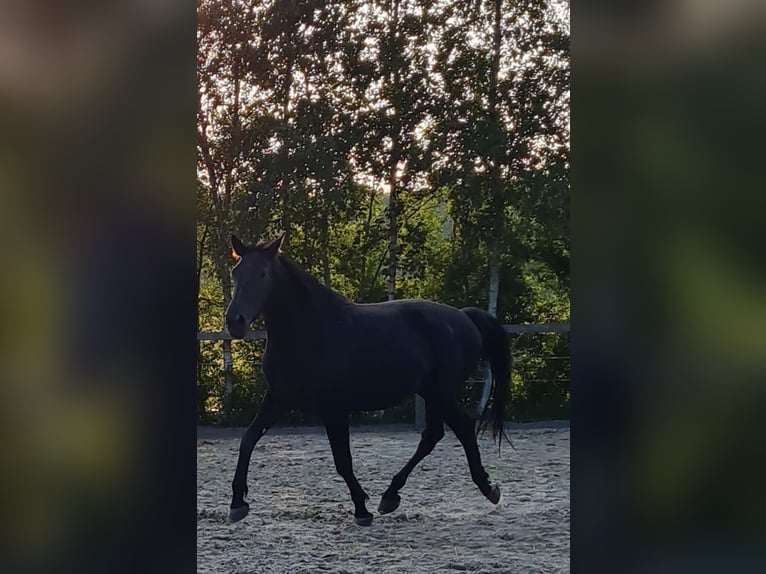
197;323;569;341
198;323;569;426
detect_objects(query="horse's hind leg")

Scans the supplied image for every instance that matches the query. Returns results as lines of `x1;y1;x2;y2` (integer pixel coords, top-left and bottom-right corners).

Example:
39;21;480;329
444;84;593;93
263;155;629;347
444;401;501;504
323;415;373;526
378;396;446;514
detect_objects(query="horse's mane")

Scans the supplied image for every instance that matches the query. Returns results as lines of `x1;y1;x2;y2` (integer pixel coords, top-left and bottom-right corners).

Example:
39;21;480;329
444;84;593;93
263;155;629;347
273;254;349;310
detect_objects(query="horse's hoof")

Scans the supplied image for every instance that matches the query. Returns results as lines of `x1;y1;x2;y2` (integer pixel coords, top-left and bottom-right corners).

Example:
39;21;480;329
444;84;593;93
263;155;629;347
227;503;250;524
488;485;501;505
354;514;373;526
378;494;401;514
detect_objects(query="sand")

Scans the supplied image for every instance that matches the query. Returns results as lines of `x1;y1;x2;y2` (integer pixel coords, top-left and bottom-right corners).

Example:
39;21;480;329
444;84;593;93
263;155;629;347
197;424;569;573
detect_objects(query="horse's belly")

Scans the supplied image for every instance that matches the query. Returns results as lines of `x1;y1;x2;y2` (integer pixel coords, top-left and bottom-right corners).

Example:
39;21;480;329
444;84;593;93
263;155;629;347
300;361;424;414
298;385;415;414
350;380;419;411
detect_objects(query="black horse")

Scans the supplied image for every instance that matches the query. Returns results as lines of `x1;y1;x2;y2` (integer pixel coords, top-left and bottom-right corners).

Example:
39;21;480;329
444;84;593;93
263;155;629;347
225;234;511;526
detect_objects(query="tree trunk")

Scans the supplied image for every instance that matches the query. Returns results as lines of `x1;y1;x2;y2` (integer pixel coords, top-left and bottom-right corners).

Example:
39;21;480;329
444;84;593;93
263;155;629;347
386;0;402;303
487;243;500;317
479;0;504;418
487;0;503;319
196;225;208;388
359;185;377;298
321;206;331;288
386;180;398;301
211;230;235;424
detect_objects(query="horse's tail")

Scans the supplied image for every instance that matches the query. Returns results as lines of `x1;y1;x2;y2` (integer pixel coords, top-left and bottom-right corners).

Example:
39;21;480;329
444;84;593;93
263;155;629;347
462;307;513;452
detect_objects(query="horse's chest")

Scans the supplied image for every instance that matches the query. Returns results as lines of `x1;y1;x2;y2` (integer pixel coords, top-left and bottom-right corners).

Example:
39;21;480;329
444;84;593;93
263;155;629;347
263;343;343;386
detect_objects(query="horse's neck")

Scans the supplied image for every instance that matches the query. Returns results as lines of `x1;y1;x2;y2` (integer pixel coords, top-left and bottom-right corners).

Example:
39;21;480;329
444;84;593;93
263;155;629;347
262;257;342;339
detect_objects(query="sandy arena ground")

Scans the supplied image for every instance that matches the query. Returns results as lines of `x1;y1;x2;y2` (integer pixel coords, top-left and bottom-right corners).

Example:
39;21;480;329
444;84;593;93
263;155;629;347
197;423;569;574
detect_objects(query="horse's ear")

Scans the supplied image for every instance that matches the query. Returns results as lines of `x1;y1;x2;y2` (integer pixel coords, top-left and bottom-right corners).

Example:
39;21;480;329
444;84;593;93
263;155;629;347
264;232;285;258
231;235;246;258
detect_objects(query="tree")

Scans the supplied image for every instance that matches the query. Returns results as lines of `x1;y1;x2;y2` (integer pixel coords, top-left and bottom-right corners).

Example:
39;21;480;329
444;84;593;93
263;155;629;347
346;0;439;300
432;0;569;318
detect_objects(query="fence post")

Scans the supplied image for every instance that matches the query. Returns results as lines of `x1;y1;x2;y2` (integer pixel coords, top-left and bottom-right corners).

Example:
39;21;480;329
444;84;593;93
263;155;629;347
415;395;425;429
221;338;233;423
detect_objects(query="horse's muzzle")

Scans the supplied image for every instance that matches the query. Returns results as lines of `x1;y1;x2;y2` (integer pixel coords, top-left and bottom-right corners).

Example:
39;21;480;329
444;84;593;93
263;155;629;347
225;316;247;339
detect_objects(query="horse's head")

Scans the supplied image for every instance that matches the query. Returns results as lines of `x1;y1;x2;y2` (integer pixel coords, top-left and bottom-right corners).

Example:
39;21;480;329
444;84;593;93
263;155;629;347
225;233;284;339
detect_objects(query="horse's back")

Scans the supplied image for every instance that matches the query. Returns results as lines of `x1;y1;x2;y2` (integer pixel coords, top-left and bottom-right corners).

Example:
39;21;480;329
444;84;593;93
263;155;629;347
353;299;478;343
352;298;484;385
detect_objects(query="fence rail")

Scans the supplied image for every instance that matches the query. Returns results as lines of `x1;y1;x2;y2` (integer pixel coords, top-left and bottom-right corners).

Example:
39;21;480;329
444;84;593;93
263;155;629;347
197;323;569;341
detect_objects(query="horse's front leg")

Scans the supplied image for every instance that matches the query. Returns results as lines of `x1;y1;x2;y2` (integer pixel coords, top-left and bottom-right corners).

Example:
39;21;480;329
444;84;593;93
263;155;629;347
228;392;286;523
323;415;373;526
